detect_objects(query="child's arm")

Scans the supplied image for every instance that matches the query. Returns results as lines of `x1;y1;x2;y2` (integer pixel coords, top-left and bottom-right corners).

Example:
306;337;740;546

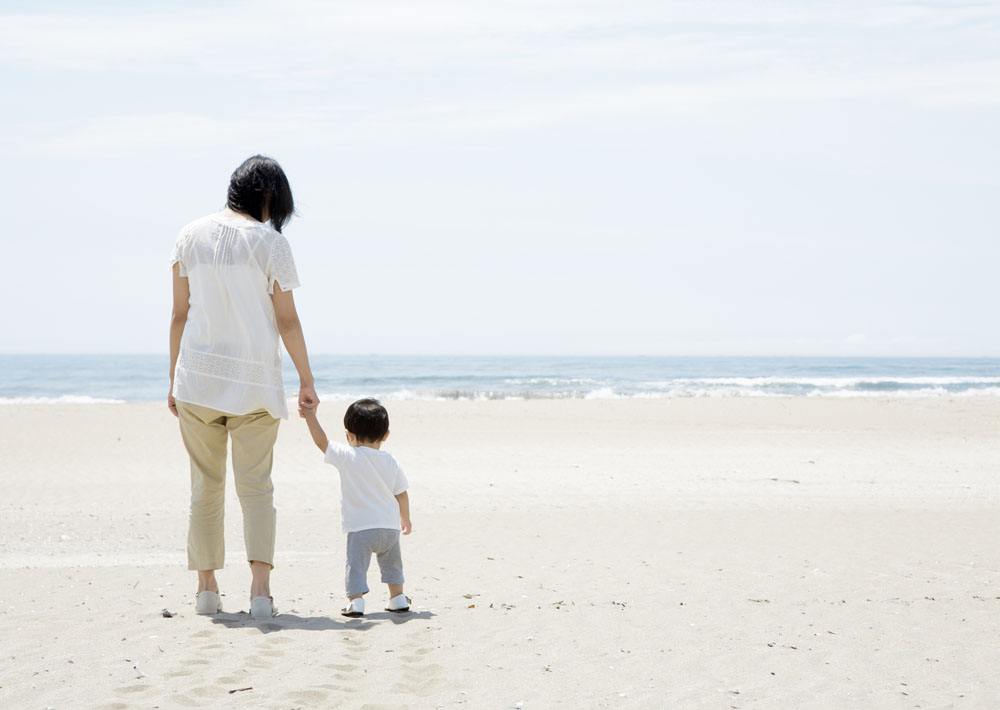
395;491;411;534
300;407;329;453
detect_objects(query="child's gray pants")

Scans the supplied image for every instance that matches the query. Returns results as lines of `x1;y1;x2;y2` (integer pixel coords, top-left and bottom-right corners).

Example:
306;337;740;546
345;528;404;597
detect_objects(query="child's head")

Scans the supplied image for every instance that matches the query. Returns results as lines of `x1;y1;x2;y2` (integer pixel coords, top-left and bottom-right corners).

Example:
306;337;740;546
344;398;389;445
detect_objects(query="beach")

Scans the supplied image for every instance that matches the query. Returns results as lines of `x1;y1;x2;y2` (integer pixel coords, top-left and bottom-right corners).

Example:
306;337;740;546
1;397;999;708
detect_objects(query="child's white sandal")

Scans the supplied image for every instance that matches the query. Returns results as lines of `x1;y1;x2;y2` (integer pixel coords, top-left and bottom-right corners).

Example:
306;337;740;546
341;598;365;618
385;594;411;613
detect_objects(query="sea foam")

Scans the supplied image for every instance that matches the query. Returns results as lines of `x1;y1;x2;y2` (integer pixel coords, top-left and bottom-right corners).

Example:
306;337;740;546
0;395;127;405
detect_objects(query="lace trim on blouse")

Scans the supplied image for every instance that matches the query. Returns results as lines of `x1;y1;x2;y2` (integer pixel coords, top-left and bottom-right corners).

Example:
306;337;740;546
177;349;284;389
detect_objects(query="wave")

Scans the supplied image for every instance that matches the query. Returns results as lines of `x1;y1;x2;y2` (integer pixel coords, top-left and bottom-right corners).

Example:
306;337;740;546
6;381;1000;405
315;386;1000;401
643;376;1000;388
0;395;127;405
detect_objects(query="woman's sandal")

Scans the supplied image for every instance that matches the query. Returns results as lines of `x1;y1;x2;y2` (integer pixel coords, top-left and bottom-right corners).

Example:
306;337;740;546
250;595;277;619
195;590;222;615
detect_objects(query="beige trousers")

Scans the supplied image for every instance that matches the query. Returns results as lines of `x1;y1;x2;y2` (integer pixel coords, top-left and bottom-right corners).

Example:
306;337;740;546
176;401;280;571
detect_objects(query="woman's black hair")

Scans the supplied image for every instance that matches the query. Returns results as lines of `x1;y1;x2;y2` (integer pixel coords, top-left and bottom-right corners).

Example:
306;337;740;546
344;398;390;443
226;155;295;232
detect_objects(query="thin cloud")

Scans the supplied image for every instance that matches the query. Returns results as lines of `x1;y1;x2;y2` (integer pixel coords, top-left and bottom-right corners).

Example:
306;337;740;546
3;0;999;156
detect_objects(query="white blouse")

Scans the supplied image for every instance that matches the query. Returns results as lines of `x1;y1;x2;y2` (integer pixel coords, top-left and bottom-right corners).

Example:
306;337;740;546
170;209;300;419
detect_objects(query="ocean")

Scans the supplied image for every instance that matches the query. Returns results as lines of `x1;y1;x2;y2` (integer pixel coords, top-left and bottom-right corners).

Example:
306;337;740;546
0;355;998;404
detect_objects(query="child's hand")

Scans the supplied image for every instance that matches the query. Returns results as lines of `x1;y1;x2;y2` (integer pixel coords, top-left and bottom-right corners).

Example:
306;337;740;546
298;383;320;412
401;517;412;535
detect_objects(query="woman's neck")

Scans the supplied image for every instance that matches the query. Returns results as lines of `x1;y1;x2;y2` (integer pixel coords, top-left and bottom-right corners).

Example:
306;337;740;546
224;206;269;223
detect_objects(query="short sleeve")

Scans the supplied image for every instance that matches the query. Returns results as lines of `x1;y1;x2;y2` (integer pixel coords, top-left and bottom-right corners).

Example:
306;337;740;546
170;229;188;277
267;234;300;294
392;458;409;495
325;442;353;468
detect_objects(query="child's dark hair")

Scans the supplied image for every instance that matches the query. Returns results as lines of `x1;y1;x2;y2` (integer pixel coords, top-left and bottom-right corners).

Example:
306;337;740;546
344;398;389;442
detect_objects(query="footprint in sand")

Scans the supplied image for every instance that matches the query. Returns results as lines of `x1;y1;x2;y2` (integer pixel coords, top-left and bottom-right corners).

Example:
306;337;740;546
320;660;363;688
393;646;444;698
320;684;357;694
188;685;221;698
335;645;365;663
242;642;287;672
400;647;434;663
336;635;367;663
167;692;207;707
394;663;444;697
321;640;365;691
286;688;334;705
325;663;358;672
114;684;151;695
406;661;444;677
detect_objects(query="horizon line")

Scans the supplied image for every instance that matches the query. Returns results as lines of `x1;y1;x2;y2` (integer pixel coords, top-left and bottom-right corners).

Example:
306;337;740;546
3;352;1000;360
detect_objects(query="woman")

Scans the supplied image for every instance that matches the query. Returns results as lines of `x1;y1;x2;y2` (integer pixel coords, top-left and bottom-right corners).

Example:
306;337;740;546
168;155;317;619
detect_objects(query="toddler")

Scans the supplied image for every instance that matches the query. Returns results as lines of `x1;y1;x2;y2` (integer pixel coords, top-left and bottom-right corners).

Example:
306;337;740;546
301;398;412;617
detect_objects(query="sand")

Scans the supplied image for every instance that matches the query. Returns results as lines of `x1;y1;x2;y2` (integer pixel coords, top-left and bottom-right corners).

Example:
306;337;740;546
1;397;999;708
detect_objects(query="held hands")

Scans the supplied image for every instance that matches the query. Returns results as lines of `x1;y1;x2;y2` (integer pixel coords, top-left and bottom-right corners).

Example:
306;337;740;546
298;383;319;418
167;390;178;417
401;517;412;535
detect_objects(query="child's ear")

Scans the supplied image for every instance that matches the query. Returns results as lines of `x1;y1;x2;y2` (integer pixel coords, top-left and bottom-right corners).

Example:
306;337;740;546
346;430;356;445
382;430;390;443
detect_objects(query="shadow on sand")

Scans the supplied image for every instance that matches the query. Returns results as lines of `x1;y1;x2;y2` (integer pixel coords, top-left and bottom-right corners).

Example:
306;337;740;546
210;609;435;633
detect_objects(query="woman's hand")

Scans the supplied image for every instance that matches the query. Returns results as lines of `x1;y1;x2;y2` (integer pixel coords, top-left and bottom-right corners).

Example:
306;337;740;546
299;383;319;413
167;390;178;417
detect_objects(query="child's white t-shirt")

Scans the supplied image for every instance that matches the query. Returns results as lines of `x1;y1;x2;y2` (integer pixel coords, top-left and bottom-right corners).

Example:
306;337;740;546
324;442;409;533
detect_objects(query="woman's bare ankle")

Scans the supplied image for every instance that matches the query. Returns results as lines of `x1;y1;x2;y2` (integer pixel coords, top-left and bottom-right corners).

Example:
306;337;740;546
197;571;219;594
249;560;271;598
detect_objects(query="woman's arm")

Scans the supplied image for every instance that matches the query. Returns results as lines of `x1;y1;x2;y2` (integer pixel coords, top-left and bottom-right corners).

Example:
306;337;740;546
168;263;190;417
271;288;319;412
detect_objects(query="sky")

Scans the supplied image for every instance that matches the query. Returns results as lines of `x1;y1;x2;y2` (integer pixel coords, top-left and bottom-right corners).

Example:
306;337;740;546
1;0;998;356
